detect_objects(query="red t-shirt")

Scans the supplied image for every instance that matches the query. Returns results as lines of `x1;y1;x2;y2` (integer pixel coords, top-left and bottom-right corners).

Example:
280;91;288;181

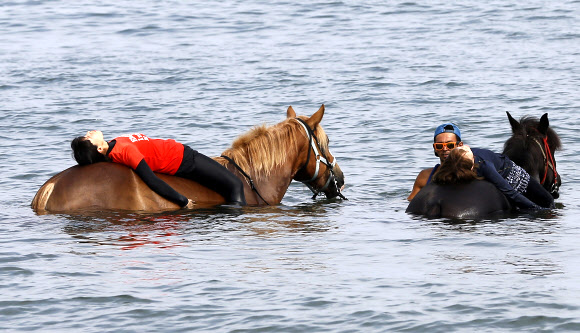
107;133;184;175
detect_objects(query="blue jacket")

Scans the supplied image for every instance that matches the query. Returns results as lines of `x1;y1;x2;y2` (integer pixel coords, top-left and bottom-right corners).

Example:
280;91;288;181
471;148;538;209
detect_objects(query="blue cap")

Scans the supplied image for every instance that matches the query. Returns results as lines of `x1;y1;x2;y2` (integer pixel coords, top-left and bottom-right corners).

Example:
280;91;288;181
434;123;461;141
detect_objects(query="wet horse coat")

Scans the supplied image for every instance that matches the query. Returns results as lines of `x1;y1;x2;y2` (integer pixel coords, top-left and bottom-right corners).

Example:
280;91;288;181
32;105;345;214
405;181;511;219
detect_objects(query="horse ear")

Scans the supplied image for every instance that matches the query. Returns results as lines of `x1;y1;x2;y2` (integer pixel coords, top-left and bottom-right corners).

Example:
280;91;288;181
506;111;521;133
537;113;549;135
306;104;325;128
286;106;296;118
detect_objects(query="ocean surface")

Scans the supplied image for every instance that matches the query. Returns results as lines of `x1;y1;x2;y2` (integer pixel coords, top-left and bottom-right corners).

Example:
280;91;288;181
1;1;580;332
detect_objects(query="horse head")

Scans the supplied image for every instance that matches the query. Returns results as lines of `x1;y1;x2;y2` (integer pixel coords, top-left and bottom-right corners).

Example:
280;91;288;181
287;105;346;200
504;112;562;198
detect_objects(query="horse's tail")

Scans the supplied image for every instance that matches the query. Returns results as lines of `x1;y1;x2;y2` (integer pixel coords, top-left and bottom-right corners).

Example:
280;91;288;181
31;169;71;214
31;182;55;213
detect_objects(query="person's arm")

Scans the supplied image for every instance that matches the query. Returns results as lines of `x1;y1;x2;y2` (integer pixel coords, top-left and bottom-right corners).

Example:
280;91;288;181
133;159;189;207
478;161;539;209
408;168;433;201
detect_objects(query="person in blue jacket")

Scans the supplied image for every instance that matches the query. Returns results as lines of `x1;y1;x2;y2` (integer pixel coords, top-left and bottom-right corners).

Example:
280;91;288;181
432;145;554;210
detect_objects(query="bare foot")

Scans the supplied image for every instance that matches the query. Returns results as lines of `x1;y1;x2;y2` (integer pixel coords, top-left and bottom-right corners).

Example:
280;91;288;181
186;199;196;209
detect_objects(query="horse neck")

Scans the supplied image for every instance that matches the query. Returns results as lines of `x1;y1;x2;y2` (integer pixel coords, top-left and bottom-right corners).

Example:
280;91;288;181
222;121;307;205
249;159;297;205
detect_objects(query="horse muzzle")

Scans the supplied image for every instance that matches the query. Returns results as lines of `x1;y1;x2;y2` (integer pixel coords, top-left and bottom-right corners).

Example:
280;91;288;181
322;165;347;200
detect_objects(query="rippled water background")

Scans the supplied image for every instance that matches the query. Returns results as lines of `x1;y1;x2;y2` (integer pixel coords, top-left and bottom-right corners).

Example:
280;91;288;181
1;1;580;332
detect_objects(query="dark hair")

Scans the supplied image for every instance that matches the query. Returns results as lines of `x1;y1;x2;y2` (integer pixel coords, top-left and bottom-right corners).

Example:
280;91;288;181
71;136;107;166
432;148;481;185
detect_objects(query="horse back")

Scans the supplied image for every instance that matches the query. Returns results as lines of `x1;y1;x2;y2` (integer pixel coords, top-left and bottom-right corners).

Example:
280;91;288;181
406;180;511;219
31;163;225;214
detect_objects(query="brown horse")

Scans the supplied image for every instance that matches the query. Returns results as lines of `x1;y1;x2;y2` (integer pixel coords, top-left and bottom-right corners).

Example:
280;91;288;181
31;105;346;214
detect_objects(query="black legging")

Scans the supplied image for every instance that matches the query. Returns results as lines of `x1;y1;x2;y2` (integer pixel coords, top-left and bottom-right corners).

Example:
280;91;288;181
524;178;554;209
176;146;246;205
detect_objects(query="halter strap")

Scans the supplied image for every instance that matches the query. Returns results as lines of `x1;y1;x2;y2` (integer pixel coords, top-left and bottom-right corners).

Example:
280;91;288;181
532;136;559;191
294;118;342;199
295;118;336;182
220;155;270;206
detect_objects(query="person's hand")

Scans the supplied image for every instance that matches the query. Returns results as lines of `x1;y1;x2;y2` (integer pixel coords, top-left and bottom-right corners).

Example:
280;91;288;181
186;199;196;209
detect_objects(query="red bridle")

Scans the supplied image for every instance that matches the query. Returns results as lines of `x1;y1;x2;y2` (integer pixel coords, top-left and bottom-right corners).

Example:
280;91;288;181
534;136;559;187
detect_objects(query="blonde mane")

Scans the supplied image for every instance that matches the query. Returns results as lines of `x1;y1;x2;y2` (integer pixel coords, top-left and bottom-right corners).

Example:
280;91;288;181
220;117;329;179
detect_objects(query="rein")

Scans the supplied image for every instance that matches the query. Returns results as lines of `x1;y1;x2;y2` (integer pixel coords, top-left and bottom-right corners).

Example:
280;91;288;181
532;135;559;194
220;155;270;205
294;118;347;200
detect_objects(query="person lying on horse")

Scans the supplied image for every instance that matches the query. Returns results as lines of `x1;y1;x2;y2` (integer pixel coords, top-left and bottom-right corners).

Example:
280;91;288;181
432;145;554;210
71;131;247;208
407;123;463;201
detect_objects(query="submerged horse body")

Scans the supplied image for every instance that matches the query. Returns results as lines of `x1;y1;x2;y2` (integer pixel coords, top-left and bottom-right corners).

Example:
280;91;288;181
32;105;345;214
405;180;511;219
406;112;561;219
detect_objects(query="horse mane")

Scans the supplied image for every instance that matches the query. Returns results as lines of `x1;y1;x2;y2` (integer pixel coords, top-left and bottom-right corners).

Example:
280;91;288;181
503;115;562;170
220;116;329;179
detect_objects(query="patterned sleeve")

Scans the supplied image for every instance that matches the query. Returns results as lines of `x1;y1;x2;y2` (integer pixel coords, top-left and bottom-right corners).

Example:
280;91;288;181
478;161;538;209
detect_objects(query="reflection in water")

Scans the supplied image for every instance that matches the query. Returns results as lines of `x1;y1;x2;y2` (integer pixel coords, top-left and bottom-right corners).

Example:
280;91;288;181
62;211;192;250
502;255;563;276
437;252;563;277
408;206;563;226
240;202;336;236
61;202;335;250
425;217;563;277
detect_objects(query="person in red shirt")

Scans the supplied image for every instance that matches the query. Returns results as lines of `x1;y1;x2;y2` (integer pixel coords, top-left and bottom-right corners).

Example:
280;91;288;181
71;131;246;208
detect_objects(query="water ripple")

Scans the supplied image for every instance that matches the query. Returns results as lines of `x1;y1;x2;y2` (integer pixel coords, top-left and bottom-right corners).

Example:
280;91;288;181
1;0;580;332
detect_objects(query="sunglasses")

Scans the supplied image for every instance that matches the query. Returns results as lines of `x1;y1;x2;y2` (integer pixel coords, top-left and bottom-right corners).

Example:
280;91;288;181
433;141;459;150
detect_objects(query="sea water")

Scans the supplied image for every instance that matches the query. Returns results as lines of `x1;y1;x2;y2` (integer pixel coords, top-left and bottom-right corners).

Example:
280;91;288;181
1;1;579;332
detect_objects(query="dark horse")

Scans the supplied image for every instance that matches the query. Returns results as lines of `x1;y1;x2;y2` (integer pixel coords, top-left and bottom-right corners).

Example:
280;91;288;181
32;105;346;214
406;112;561;219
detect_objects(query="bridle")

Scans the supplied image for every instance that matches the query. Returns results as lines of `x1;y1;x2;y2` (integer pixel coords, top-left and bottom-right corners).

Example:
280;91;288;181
532;135;559;195
294;118;347;200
